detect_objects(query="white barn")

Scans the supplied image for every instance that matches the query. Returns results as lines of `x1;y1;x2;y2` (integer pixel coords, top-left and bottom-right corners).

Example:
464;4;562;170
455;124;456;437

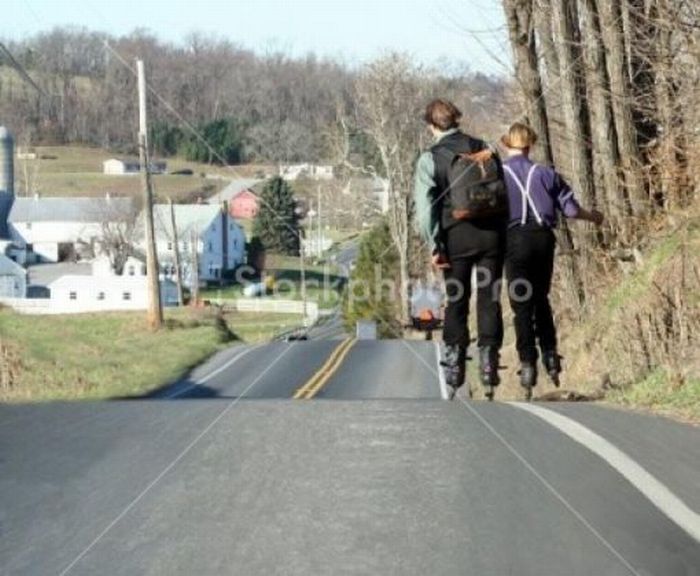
47;257;178;313
145;204;246;286
8;196;134;264
103;158;167;175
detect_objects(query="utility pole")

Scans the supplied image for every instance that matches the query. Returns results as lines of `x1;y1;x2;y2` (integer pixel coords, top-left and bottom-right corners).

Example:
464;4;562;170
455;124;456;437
137;59;163;329
168;197;184;306
190;229;200;306
299;240;308;328
317;185;322;257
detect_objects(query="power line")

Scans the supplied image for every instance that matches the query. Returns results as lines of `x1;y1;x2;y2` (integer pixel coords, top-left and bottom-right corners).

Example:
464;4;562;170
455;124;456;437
0;41;47;98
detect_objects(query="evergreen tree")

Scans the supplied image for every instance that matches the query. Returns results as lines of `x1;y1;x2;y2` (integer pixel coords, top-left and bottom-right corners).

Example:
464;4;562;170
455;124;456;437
342;221;402;338
252;177;301;255
181;119;246;165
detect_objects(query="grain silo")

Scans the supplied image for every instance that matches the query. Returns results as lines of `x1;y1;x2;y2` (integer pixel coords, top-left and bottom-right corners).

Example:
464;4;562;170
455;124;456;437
0;126;14;238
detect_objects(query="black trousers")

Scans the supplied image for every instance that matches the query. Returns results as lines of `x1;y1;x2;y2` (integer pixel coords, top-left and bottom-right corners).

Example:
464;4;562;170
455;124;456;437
443;251;504;350
505;225;557;363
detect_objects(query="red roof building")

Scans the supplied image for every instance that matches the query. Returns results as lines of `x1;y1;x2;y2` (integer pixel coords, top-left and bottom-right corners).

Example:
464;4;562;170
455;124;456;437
229;189;259;219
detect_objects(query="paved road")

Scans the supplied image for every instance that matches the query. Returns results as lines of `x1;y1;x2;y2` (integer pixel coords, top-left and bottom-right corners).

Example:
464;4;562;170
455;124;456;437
2;338;699;575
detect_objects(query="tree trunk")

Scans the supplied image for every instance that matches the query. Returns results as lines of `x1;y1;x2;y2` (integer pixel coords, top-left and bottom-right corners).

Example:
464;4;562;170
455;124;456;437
580;0;626;234
534;0;564;167
502;0;554;163
550;0;597;212
503;0;586;311
652;0;681;209
169;197;185;306
598;0;649;221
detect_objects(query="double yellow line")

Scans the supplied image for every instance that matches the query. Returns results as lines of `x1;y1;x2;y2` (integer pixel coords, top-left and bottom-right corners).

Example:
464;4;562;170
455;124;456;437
293;338;356;399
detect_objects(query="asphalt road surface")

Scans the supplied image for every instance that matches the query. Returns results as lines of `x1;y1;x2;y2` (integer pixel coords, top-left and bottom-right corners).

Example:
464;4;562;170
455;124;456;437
2;338;700;575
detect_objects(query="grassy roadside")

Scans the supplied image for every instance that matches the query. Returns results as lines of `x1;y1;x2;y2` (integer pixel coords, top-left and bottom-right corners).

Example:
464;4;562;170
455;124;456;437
0;307;300;402
606;370;700;424
555;214;700;423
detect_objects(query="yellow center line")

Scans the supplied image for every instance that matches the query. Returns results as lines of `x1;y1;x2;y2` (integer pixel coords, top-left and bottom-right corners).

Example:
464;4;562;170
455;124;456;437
293;338;356;399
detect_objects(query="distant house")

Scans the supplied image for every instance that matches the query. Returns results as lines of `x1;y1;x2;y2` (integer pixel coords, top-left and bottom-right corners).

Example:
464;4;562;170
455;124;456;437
8;195;134;264
230;190;259;219
145;204;246;286
280;163;334;181
372;177;390;214
207;179;261;219
0;255;178;313
0;253;26;298
103;158;167;175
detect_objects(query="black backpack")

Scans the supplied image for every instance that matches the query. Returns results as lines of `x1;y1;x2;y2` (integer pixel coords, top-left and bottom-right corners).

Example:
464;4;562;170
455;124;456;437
441;150;509;220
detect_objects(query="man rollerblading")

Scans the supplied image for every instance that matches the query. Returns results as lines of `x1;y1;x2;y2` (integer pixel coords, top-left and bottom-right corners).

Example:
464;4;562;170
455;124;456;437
414;99;507;403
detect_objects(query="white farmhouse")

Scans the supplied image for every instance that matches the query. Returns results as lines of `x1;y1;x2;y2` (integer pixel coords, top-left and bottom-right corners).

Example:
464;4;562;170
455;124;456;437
103;158;167;175
7;196;133;264
146;204;246;286
47;256;178;313
0;253;26;298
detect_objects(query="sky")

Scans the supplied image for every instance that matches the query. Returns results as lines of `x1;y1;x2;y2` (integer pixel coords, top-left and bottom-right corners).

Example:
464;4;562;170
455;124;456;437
5;0;511;74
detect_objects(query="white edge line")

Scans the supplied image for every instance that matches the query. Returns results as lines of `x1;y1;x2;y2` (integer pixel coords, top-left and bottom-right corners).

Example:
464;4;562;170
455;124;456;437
166;344;262;398
434;341;449;400
511;402;700;543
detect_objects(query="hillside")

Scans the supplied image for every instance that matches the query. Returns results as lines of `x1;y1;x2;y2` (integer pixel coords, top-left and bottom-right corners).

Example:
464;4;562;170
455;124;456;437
559;213;700;422
13;145;271;202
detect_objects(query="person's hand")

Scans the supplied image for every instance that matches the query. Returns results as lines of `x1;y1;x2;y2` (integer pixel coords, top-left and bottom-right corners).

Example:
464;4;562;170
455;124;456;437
465;149;493;164
432;252;451;270
589;209;604;226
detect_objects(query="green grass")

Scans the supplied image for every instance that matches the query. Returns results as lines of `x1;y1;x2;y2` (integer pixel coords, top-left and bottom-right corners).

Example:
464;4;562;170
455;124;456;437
557;215;700;422
607;369;700;423
605;234;682;312
201;252;345;310
0;307;300;402
15;144;266;201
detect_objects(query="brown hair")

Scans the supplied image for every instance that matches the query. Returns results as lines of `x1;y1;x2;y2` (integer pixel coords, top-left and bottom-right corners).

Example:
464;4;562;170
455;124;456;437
502;122;538;150
423;99;462;131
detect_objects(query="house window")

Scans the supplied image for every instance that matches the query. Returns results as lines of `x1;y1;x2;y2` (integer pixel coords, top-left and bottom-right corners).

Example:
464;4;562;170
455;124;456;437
69;292;77;300
167;242;173;251
182;241;188;252
208;242;213;252
122;292;131;301
97;292;105;301
128;265;135;276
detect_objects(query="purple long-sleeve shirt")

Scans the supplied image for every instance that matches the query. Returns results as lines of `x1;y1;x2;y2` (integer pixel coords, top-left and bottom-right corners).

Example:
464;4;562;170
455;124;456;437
503;154;580;228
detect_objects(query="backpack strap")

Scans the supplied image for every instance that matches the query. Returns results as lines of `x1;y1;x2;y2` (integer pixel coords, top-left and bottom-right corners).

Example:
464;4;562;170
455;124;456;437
503;164;543;225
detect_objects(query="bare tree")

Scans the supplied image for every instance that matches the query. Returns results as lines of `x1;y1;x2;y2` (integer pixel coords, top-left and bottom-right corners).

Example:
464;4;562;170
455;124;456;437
580;0;626;233
353;54;431;325
96;197;141;274
597;0;648;221
502;0;554;163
